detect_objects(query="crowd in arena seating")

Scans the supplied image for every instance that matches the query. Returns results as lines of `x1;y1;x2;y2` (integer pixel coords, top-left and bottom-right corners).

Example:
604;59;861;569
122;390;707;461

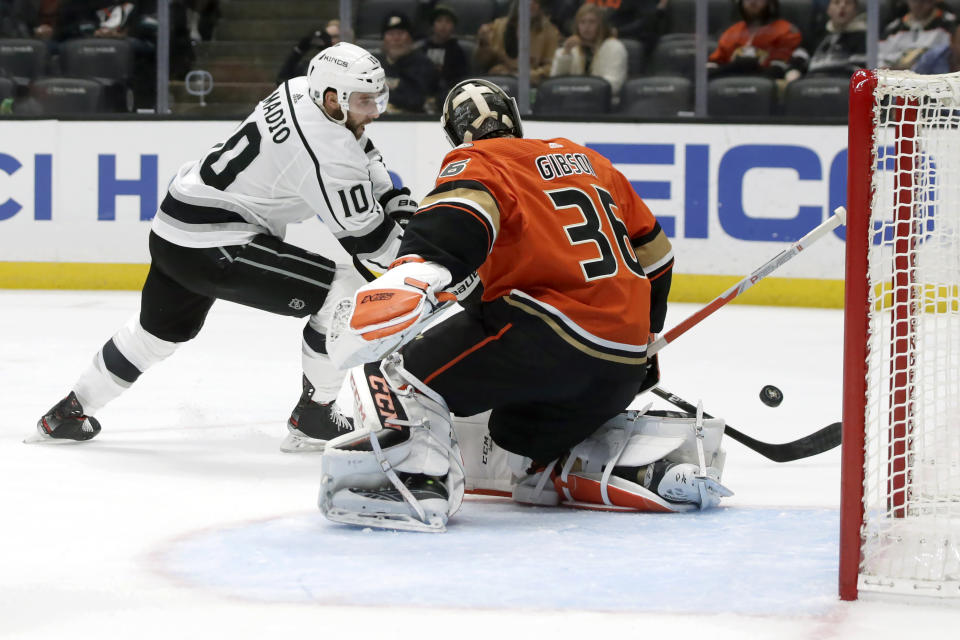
329;0;960;118
4;0;960;116
0;0;213;113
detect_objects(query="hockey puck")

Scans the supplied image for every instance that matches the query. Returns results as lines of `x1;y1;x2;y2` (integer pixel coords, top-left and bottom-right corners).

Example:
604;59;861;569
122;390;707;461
759;384;784;407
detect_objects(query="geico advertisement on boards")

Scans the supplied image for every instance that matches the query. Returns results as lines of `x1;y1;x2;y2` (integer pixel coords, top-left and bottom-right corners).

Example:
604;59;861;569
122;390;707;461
0;119;848;278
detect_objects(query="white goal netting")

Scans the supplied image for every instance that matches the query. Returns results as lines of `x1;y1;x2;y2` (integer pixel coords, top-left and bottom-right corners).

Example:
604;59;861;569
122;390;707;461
860;70;960;597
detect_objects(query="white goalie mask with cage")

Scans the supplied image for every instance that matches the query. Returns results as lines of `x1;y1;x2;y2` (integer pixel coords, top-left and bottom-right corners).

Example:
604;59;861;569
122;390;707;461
307;42;389;123
441;78;523;147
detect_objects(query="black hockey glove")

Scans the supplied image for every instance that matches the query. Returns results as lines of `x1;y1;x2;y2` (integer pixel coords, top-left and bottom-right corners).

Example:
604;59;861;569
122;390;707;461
638;353;660;395
380;187;418;229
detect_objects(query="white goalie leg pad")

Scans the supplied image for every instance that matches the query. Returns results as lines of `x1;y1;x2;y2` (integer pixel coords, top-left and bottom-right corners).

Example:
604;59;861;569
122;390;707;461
452;411;517;496
448;410;559;505
319;354;465;533
554;408;733;512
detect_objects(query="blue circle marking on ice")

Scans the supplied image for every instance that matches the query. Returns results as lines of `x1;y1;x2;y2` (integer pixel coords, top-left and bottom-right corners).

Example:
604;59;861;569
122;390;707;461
158;502;839;615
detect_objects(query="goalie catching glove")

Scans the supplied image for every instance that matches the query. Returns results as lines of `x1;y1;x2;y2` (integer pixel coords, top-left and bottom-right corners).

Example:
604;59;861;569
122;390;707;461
327;257;458;369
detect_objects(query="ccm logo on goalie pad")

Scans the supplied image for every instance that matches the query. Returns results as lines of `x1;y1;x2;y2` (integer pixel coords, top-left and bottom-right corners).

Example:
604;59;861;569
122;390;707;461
365;365;407;430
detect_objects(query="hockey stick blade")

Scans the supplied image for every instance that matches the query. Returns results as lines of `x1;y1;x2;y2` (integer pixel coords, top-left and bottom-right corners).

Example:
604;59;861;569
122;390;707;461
650;387;841;463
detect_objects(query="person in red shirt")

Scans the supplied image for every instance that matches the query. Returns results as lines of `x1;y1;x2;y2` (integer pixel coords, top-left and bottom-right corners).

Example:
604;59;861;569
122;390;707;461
320;78;674;531
708;0;808;79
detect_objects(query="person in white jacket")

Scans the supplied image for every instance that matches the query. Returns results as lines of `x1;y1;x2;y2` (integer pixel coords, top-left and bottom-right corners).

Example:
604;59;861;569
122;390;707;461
549;3;628;99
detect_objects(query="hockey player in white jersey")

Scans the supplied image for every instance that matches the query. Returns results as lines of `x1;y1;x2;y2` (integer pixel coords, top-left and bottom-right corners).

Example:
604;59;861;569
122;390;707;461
33;42;414;450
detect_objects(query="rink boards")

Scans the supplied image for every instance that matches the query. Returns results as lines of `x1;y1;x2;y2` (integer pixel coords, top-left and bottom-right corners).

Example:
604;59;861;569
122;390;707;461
0;119;849;307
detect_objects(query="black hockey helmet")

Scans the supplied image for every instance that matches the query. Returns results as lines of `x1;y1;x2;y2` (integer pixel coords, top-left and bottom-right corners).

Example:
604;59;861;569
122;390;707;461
441;78;523;147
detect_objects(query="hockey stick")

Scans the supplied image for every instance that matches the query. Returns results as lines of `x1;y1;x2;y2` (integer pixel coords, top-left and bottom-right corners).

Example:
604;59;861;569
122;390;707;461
650;386;842;462
647;207;847;357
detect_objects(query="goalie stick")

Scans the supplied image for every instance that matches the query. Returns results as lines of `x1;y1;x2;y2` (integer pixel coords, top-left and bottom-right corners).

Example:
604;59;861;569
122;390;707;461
647;207;847;357
650;386;841;463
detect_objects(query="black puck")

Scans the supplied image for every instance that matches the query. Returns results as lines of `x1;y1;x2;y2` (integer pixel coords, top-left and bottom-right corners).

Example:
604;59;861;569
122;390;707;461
760;384;783;407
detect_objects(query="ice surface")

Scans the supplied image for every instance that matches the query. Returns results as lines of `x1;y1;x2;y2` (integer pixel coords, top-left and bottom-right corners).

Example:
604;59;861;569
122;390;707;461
3;290;958;639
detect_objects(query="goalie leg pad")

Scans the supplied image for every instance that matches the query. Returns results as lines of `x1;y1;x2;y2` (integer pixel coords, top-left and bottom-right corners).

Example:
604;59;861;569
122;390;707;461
553;409;734;512
319;355;465;532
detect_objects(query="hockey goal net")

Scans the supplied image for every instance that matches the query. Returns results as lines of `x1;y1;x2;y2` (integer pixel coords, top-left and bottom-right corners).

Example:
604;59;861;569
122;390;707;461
841;69;960;600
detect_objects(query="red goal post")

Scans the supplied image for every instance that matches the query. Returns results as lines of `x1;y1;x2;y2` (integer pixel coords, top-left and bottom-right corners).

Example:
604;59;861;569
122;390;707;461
841;69;960;601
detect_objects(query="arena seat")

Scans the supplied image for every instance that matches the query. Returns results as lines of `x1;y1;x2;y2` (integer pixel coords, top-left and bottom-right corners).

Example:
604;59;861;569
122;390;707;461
533;76;611;116
648;36;715;78
0;76;13;101
782;76;850;119
30;77;104;115
0;39;47;88
621;37;645;77
59;38;134;111
473;74;518;97
457;38;478;75
619;76;692;117
708;75;776;117
666;0;737;36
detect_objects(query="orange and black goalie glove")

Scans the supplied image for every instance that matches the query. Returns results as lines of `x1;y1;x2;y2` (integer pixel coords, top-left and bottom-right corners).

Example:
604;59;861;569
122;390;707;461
326;257;457;369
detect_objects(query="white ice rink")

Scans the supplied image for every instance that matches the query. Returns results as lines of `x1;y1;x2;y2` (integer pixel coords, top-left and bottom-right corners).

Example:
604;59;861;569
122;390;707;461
3;290;959;639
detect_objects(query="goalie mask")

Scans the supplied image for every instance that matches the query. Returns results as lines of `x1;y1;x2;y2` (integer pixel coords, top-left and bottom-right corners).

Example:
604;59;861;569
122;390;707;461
307;42;389;123
441;78;523;147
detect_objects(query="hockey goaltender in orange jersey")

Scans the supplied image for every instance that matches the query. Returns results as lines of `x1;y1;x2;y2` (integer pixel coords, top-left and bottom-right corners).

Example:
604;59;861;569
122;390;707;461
320;78;689;532
419;135;672;360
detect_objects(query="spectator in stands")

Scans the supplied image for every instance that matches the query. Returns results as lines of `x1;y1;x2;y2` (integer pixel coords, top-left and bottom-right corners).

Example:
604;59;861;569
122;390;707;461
376;12;437;113
550;3;627;96
708;0;807;79
54;0;193;108
185;0;217;43
276;18;339;84
879;0;957;70
586;0;669;56
31;0;61;42
420;4;468;99
913;23;960;73
474;0;560;86
805;0;866;78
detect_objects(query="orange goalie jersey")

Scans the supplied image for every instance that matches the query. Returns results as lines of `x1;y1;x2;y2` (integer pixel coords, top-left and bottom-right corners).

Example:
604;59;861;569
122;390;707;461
398;137;673;364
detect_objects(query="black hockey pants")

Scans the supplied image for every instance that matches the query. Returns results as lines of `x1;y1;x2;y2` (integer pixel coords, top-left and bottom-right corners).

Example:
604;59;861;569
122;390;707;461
140;231;336;343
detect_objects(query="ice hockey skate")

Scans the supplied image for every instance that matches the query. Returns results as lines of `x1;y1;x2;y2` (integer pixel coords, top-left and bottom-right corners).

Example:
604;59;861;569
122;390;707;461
28;392;101;444
282;375;354;453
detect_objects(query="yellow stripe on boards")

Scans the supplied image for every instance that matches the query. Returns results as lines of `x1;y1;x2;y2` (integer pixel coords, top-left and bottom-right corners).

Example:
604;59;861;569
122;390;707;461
0;262;149;290
871;282;960;314
669;274;845;309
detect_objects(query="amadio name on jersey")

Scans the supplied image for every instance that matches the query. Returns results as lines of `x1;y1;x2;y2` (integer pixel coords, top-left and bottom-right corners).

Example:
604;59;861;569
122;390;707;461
535;153;597;181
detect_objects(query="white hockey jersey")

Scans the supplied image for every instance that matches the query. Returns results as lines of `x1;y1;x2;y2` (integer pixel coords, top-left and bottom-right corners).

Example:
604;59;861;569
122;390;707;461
151;76;403;274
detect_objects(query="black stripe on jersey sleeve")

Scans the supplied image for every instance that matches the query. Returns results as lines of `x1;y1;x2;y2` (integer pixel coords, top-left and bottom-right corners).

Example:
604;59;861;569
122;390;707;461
421;180;499;248
631;220;662;248
160;193;248;224
336;213;397;258
283;81;340;228
399;209;491;285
